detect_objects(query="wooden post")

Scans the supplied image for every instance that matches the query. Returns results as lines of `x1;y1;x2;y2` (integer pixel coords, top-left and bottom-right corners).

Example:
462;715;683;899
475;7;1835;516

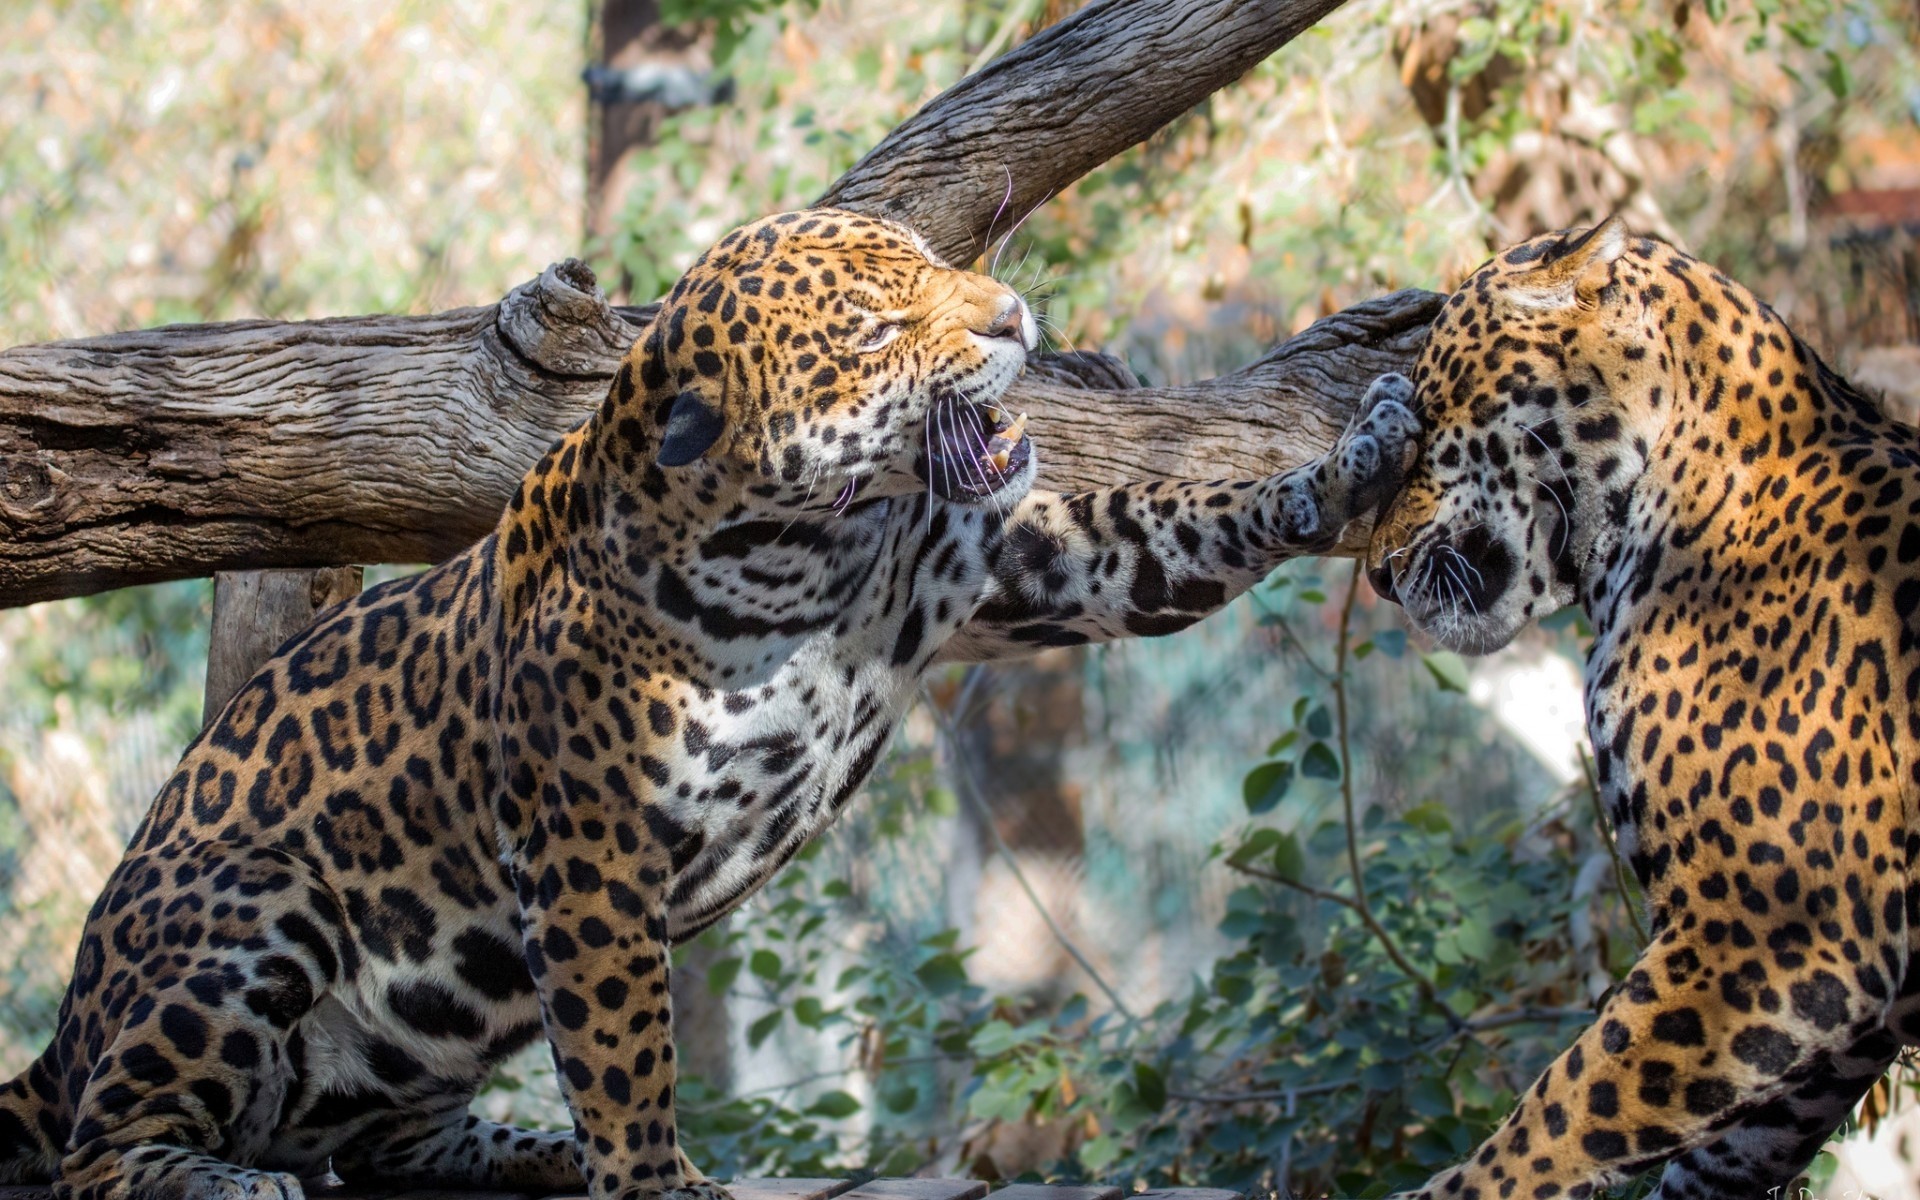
587;0;734;1089
201;567;363;728
585;0;704;299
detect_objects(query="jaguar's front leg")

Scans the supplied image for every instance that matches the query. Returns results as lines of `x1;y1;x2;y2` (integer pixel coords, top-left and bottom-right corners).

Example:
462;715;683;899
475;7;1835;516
499;614;728;1200
513;809;724;1200
941;373;1419;662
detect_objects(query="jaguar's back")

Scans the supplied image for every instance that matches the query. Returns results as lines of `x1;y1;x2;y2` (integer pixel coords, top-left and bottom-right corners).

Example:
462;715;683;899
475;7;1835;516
1367;219;1920;1199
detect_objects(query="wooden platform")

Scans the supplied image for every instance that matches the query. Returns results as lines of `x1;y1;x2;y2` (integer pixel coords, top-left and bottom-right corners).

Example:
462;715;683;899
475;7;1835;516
0;1179;1243;1200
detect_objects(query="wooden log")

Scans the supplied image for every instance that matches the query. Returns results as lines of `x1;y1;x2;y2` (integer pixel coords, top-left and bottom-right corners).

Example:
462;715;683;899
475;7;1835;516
0;279;1438;608
0;0;1434;611
835;1180;988;1200
987;1185;1121;1200
724;1180;857;1200
819;0;1352;267
202;566;364;726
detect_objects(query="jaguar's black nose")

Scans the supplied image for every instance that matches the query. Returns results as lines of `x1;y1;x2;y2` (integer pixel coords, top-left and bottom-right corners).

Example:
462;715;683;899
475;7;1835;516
1367;561;1401;605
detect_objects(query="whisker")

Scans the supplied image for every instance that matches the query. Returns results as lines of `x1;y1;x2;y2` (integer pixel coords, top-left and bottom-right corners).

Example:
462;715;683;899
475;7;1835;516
990;187;1057;278
983;164;1015;266
924;406;937;532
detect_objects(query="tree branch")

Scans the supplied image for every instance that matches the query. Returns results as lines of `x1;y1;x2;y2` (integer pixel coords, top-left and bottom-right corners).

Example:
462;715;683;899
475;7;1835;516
820;0;1355;266
0;0;1439;611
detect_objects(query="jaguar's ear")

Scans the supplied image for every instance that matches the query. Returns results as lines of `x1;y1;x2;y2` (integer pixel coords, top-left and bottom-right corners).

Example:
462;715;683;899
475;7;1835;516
1510;216;1629;310
658;387;726;467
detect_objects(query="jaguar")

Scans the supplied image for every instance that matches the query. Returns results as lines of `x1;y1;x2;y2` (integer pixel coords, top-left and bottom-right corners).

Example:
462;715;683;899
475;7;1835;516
1367;218;1920;1198
0;207;1419;1200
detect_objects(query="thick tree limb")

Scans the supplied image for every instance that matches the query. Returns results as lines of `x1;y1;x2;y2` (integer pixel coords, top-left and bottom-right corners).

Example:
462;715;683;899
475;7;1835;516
0;0;1434;610
821;0;1355;265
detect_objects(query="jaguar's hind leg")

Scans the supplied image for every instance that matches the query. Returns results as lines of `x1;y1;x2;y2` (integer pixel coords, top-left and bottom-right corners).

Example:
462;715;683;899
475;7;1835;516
1645;1028;1899;1199
52;843;344;1200
333;1104;581;1193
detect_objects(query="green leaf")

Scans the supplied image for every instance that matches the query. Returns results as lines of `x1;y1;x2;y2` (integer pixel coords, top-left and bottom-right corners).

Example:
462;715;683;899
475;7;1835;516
747;1010;782;1047
1821;50;1850;100
1242;761;1295;814
1403;801;1453;835
1422;650;1471;693
915;952;969;996
1373;629;1408;658
1132;1062;1167;1111
749;948;782;980
807;1089;862;1119
1408;1076;1455;1119
705;956;743;996
1300;742;1342;781
793;995;826;1027
970;1019;1022;1056
1305;704;1333;738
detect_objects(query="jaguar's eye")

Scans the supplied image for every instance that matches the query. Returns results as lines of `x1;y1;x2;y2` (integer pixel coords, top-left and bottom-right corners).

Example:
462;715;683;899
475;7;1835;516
858;323;901;353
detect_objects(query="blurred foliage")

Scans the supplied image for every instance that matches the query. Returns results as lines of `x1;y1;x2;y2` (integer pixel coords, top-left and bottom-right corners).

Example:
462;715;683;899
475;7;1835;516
662;568;1660;1196
1;0;583;341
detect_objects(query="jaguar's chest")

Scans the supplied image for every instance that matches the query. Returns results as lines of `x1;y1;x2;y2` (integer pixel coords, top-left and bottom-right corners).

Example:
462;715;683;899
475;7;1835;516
641;497;1001;933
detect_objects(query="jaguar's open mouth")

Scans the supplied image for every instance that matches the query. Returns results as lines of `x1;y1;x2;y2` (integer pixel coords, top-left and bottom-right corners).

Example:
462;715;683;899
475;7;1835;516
917;397;1033;503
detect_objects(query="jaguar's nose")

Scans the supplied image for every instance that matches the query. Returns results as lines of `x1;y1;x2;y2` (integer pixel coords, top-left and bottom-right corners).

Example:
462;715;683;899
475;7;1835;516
1367;560;1401;606
981;296;1034;349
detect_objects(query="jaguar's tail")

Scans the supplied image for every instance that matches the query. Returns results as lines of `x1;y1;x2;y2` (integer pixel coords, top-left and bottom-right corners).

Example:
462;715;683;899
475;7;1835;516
0;1054;61;1183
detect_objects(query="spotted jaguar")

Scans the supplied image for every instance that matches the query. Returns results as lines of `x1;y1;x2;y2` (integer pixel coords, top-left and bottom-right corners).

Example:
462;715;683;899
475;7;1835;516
1367;218;1920;1198
0;208;1419;1200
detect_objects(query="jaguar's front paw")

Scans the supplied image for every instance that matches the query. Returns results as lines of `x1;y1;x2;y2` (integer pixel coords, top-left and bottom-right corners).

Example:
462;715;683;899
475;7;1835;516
1336;373;1422;514
609;1185;735;1200
1357;371;1420;460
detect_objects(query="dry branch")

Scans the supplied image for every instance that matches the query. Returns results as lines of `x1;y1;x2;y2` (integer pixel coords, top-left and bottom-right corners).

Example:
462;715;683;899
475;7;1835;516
0;0;1440;610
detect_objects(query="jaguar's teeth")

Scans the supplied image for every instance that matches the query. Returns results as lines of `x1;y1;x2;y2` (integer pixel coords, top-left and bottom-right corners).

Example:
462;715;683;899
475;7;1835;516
989;450;1011;472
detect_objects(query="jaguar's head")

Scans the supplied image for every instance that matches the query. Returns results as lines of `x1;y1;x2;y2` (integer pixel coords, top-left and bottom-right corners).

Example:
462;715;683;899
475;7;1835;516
625;207;1039;511
1366;217;1662;654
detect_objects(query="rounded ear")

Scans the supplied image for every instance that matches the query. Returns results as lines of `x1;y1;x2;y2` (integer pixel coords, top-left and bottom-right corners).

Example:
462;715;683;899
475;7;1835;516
657;388;726;467
1509;216;1630;310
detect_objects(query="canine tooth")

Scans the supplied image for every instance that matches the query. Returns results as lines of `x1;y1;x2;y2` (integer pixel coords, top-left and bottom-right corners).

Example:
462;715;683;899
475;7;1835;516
1004;412;1028;442
989;450;1011;472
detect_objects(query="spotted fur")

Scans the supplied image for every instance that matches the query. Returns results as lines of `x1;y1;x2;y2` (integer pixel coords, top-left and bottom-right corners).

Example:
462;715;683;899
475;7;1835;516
1367;219;1920;1198
0;208;1418;1200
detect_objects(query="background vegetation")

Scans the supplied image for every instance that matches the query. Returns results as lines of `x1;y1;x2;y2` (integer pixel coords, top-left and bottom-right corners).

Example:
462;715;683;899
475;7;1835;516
4;0;1920;1196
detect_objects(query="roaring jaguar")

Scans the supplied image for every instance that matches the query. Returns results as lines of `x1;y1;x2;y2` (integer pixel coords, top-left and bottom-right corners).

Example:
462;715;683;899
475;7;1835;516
0;208;1419;1200
1366;218;1920;1198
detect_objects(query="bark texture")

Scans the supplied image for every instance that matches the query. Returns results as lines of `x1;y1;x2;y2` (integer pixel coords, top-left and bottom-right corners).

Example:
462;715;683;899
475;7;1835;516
819;0;1355;266
201;567;364;726
0;0;1438;610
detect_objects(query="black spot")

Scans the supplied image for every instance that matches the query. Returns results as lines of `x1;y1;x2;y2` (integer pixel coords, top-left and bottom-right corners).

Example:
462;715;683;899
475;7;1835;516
1730;1025;1799;1074
388;979;486;1039
552;988;590;1031
1580;1130;1628;1160
453;928;535;1001
158;1004;208;1059
1683;1078;1736;1115
1788;970;1850;1031
1650;1008;1706;1046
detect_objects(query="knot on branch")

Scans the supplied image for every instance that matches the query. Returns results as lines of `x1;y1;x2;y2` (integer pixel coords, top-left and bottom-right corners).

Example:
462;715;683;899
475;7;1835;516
497;259;643;377
0;455;64;529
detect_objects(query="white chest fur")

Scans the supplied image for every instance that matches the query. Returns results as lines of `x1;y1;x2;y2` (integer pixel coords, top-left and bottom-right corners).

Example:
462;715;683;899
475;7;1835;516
657;496;999;933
